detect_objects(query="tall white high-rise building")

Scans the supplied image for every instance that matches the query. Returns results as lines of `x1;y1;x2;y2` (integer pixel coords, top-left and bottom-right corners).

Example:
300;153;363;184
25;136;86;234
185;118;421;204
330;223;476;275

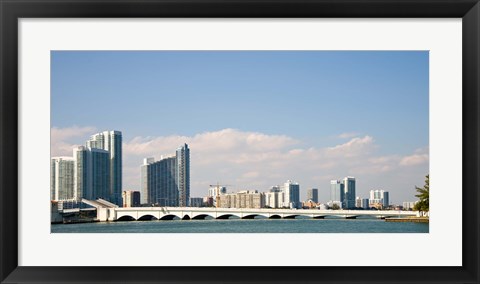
141;155;178;206
50;157;75;201
330;180;345;208
282;180;300;209
73;146;110;201
86;130;122;205
369;189;389;208
141;144;190;207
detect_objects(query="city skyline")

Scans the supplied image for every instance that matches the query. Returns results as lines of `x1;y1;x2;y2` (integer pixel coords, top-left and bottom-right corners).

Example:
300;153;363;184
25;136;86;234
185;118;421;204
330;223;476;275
51;51;429;204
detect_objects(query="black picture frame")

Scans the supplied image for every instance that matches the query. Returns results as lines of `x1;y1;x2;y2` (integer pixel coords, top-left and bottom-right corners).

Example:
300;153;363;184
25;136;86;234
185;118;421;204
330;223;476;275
1;0;479;283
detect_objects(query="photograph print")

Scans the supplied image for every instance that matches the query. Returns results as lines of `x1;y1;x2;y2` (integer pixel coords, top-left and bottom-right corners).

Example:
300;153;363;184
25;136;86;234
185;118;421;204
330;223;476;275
50;50;429;233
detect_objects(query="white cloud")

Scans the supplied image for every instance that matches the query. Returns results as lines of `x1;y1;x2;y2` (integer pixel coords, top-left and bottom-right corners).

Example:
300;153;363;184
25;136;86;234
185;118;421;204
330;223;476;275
327;136;375;157
400;153;429;166
50;126;97;156
51;126;429;204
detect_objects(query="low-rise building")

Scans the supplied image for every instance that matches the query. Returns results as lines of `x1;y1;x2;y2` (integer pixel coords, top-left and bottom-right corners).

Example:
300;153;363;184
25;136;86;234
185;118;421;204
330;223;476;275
369;190;389;208
403;201;418;210
203;196;214;207
190;197;204;207
265;190;283;208
122;190;141;207
217;190;265;209
302;199;318;209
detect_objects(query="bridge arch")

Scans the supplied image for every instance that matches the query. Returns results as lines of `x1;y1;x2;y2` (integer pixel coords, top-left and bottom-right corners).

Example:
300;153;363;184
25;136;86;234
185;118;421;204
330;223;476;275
283;215;299;219
138;214;158;221
216;214;240;219
241;214;257;219
182;215;191;220
160;214;179;220
117;215;136;221
242;214;268;219
192;214;211;220
269;214;281;219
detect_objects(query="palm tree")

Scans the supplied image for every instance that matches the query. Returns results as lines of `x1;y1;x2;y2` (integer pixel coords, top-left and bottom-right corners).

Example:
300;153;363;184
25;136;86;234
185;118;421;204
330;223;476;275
414;174;429;213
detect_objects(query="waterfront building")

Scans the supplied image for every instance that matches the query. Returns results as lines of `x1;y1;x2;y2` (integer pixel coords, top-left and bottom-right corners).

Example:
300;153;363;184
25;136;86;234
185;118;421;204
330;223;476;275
203;196;214;207
282;180;300;209
303;199;318;209
369;190;390;209
269;186;281;192
50;201;64;223
208;185;227;206
218;193;236;208
56;199;89;210
318;203;328;210
73;146;110;201
141;155;178;206
355;197;370;209
122;190;141;207
217;190;265;209
383;192;389;208
51;157;75;201
307;188;319;203
176;144;190;207
265;190;283;208
86;130;123;206
330;180;345;209
343;176;356;209
355;196;362;208
190;197;203;207
141;144;190;207
208;185;227;197
403;201;417;210
362;198;369;209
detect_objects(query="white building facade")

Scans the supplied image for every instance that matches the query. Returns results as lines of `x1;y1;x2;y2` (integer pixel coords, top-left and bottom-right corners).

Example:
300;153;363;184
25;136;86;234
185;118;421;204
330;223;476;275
50;157;75;201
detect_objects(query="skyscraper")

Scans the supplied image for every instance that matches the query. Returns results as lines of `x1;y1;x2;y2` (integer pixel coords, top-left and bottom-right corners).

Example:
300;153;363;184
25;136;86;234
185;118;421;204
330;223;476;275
141;144;190;207
282;180;300;209
73;146;110;201
86;131;122;205
176;144;190;207
343;176;356;209
330;180;345;208
141;156;178;206
306;188;318;203
369;189;389;208
50;157;75;200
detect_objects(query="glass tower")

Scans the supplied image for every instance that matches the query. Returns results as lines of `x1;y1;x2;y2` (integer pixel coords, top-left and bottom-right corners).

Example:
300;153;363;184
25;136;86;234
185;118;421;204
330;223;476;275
73;146;110;201
141;156;178;206
141;143;190;207
343;176;356;209
176;144;190;207
330;180;345;208
307;188;318;203
283;180;300;209
86;130;122;205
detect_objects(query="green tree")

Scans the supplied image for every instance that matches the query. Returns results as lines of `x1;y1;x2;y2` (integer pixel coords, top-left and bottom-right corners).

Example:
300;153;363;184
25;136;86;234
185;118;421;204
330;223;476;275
414;174;429;212
331;203;340;210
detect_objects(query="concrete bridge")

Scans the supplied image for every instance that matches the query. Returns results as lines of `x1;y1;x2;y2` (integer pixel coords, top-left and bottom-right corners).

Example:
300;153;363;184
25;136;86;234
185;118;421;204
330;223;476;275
95;206;419;222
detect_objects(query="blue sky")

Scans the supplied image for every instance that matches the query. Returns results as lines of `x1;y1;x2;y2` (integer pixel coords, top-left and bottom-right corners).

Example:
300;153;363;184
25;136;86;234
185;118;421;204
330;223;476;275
51;51;429;204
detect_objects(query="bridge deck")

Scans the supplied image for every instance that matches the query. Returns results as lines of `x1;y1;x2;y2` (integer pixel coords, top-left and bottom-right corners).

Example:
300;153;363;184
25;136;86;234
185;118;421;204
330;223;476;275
103;207;418;222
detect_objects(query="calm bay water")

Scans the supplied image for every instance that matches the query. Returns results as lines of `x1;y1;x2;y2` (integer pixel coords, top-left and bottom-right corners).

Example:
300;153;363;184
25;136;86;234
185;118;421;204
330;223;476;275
51;218;428;233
